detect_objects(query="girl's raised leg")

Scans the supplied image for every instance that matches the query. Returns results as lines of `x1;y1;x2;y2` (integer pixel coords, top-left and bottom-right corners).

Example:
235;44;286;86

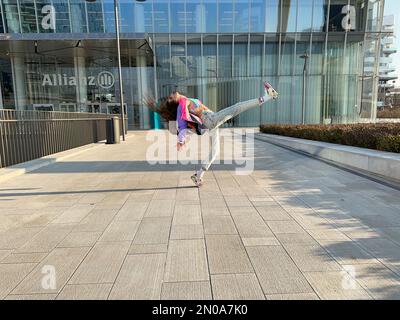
203;82;278;130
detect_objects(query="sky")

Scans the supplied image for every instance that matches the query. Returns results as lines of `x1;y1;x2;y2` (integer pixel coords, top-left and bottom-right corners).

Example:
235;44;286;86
384;0;400;87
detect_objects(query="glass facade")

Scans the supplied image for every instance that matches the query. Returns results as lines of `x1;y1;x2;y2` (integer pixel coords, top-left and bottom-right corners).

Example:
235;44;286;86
0;0;389;128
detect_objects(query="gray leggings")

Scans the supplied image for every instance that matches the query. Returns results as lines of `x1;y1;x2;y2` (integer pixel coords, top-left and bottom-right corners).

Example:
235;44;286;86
196;95;273;177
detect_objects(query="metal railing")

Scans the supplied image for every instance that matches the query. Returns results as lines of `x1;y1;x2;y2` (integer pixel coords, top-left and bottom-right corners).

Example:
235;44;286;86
0;110;123;169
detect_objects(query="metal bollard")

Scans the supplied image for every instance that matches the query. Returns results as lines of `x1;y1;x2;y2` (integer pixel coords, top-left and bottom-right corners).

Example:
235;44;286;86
106;116;120;144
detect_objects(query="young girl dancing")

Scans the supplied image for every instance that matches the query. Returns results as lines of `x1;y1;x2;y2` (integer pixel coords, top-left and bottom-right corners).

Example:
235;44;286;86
145;81;278;186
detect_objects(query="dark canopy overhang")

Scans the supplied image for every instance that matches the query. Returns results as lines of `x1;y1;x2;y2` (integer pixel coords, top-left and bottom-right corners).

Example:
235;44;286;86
0;33;154;65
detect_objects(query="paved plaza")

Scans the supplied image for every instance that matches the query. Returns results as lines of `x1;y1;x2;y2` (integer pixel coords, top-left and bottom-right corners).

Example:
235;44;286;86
0;130;400;300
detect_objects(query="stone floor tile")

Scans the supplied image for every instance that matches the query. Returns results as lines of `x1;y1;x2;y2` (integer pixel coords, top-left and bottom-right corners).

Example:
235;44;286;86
211;274;265;300
164;239;209;282
57;284;113;300
69;242;130;284
109;254;166;300
161;281;212;300
246;246;313;295
206;235;253;275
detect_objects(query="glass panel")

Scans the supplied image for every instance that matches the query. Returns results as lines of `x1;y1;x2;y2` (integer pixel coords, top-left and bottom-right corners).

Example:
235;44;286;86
3;0;21;33
203;36;217;78
155;39;171;80
218;37;232;77
104;0;115;33
171;41;186;78
86;1;103;33
297;0;313;32
0;59;14;108
54;0;71;33
264;37;278;76
234;39;247;77
234;0;249;32
204;0;217;33
186;0;199;33
134;0;153;33
312;0;326;32
250;0;264;32
70;0;87;33
360;32;380;119
366;0;379;32
19;0;37;33
280;36;295;75
0;4;4;33
306;75;324;123
119;0;134;32
170;0;185;33
281;0;297;32
218;0;233;33
249;39;262;77
328;0;359;32
350;0;367;32
265;0;280;32
294;39;310;76
153;0;169;33
236;79;262;126
187;41;201;79
325;33;361;123
35;0;54;33
309;40;324;75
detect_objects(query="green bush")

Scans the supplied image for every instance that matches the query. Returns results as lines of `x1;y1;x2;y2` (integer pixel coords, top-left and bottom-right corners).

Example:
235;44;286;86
376;135;400;153
259;124;400;153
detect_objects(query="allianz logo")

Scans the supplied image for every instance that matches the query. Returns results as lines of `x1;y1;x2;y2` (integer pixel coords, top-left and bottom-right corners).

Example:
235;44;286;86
42;71;115;89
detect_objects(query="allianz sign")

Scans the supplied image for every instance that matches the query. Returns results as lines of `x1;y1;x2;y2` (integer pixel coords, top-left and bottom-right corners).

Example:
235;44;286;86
42;71;115;89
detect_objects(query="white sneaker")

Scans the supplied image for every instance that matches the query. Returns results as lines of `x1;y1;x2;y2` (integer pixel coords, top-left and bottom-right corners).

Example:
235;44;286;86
191;174;203;187
264;82;279;100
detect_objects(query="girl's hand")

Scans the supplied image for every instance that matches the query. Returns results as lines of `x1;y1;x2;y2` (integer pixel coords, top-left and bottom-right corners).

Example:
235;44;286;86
177;142;185;151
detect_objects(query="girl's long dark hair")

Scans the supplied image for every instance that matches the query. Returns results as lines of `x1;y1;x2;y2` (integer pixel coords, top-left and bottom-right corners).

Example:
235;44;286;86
144;95;179;122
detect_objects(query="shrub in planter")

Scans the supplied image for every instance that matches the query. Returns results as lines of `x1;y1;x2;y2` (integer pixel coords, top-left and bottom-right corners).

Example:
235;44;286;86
260;124;400;153
376;135;400;153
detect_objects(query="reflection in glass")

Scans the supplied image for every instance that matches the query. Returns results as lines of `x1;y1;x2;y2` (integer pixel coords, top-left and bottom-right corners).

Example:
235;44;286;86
155;43;170;80
312;0;326;32
249;41;262;77
265;0;280;32
203;40;217;78
171;42;186;78
70;0;87;33
250;0;264;32
53;0;71;33
136;0;154;33
119;0;134;32
218;40;232;77
19;0;37;33
3;0;21;33
234;40;247;77
186;1;200;33
0;5;4;33
234;0;249;33
264;40;278;76
218;0;233;33
170;0;185;33
297;0;313;32
280;37;295;75
187;42;201;78
153;0;169;33
281;0;297;32
204;1;217;33
87;0;103;33
35;0;54;33
103;0;115;33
